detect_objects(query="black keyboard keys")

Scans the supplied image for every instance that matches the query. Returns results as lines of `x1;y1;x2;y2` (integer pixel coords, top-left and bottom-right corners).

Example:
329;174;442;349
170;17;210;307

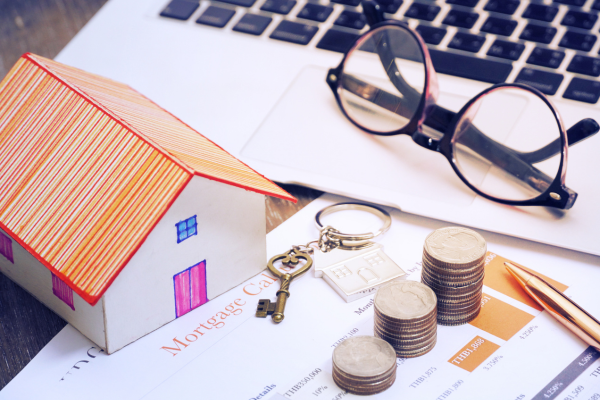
317;29;360;53
526;48;565;69
515;68;564;95
567;55;600;77
233;14;272;35
270;20;319;45
561;11;598;30
196;6;235;27
480;16;518;36
448;32;485;53
559;31;597;52
160;0;199;20
521;4;558;23
484;0;520;16
443;10;479;29
594;0;600;11
446;0;479;7
429;49;512;83
404;3;440;21
520;23;556;44
297;3;333;22
487;39;525;60
219;0;256;7
335;10;366;30
553;0;585;6
416;25;447;45
563;78;600;104
261;0;296;14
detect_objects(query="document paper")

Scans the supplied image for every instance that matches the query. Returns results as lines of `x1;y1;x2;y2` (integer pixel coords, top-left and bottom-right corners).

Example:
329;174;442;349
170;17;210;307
2;194;600;399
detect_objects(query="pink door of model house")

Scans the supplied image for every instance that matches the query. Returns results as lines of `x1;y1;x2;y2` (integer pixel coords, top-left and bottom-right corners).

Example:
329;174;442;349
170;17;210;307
174;260;208;318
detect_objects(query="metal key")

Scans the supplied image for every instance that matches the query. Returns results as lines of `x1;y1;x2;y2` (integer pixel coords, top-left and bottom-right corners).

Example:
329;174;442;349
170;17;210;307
256;247;313;323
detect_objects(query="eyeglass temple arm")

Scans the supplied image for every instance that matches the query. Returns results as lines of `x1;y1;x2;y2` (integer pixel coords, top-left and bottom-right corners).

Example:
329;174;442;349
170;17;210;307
362;0;422;106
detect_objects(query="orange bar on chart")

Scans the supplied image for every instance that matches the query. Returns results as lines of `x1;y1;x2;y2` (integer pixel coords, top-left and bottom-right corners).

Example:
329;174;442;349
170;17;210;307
448;336;500;372
469;293;535;340
482;253;568;311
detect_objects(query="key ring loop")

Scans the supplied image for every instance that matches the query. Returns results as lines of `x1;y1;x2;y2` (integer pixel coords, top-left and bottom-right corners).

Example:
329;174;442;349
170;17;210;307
315;203;391;251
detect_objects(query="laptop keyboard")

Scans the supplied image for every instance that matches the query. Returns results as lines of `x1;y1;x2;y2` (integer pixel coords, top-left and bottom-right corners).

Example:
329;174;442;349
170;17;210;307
160;0;600;105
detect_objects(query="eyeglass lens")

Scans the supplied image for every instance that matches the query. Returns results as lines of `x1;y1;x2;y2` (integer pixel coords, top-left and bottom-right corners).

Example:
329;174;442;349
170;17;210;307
339;25;426;133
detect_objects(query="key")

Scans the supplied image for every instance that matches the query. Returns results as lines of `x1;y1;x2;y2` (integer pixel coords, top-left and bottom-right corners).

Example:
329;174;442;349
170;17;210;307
404;3;440;21
218;0;256;7
519;23;556;44
442;9;479;29
256;248;313;323
416;25;447;45
375;0;403;14
559;31;597;52
331;0;361;7
554;0;585;6
429;49;512;83
521;4;558;23
484;0;520;15
196;6;236;28
487;39;525;61
514;68;564;96
448;32;485;53
335;10;367;30
270;20;319;45
233;14;272;35
567;55;600;77
562;10;597;30
446;0;479;7
261;0;297;15
317;29;360;53
297;3;333;22
160;0;199;20
526;47;565;69
563;78;600;104
480;16;518;36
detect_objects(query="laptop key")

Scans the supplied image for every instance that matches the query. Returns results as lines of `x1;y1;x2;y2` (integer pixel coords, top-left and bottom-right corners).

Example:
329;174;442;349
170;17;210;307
317;29;360;53
331;0;361;7
561;11;598;30
484;0;520;16
375;0;403;14
196;6;235;27
594;0;600;11
261;0;297;15
446;0;479;7
526;48;565;69
415;25;447;45
160;0;199;20
270;20;319;45
521;4;558;23
429;49;512;83
297;3;333;22
233;13;272;35
448;32;485;53
404;3;440;21
514;68;564;95
519;23;556;44
487;39;525;61
563;78;600;104
567;55;600;77
559;31;597;52
335;11;367;30
480;16;518;36
443;9;478;29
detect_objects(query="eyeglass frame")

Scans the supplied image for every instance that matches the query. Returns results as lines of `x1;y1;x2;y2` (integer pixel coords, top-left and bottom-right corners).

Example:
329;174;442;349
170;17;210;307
325;0;599;210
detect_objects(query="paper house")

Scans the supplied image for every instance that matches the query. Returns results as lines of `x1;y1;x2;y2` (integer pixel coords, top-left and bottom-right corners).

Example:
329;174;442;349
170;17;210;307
0;54;295;354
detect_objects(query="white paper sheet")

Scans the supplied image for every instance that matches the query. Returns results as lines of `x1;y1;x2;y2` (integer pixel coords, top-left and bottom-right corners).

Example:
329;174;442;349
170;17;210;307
2;194;600;400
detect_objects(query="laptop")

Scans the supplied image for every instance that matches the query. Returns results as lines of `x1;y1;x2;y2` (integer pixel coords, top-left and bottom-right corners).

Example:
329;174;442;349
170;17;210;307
55;0;600;256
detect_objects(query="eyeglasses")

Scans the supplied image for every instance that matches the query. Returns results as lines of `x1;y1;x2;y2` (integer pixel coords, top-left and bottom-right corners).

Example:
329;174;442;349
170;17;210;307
326;1;599;210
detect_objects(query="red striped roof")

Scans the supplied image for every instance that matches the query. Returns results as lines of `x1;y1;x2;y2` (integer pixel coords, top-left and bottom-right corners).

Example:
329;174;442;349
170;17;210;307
0;54;294;305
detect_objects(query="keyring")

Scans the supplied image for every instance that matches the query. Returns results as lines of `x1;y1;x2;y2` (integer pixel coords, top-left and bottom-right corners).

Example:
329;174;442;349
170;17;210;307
314;203;392;251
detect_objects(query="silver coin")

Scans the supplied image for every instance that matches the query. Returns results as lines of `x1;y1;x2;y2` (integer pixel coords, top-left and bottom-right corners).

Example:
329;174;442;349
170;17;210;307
332;336;397;378
374;281;437;320
421;268;485;287
424;227;487;266
421;258;485;281
422;252;485;273
437;308;481;326
374;307;437;325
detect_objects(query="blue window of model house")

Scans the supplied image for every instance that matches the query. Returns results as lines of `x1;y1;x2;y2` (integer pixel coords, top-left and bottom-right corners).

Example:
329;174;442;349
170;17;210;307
176;216;197;243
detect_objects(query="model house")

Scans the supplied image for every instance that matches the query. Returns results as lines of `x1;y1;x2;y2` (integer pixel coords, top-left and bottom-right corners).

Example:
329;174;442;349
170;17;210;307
0;53;294;354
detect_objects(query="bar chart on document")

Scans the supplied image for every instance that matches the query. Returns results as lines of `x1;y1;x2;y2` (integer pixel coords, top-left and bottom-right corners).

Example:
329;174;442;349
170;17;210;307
273;253;600;400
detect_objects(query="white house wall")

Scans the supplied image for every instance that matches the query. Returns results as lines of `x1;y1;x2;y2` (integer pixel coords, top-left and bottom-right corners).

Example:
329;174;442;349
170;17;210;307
103;176;267;353
0;228;106;349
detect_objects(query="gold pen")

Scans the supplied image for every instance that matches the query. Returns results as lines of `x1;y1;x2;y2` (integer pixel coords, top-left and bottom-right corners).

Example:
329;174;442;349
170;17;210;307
504;262;600;352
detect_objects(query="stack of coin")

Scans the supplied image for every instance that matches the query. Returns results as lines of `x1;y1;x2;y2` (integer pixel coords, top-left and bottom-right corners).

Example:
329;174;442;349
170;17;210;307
421;227;487;326
373;280;437;358
332;336;397;395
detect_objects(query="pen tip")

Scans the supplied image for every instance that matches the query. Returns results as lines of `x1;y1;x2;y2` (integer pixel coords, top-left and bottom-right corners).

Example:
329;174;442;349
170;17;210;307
504;262;533;287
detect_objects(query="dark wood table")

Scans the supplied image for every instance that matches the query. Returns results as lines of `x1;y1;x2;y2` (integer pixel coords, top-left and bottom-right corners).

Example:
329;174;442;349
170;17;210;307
0;0;321;388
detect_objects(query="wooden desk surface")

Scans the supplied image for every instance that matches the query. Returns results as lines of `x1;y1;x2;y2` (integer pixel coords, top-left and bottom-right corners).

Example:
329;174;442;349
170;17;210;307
0;0;321;388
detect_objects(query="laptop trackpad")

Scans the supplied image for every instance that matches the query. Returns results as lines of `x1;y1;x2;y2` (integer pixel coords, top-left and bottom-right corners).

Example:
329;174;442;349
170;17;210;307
242;66;520;207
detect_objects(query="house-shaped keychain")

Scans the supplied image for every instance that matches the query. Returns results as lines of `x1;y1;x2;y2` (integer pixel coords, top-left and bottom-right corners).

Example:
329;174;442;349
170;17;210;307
0;54;295;354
